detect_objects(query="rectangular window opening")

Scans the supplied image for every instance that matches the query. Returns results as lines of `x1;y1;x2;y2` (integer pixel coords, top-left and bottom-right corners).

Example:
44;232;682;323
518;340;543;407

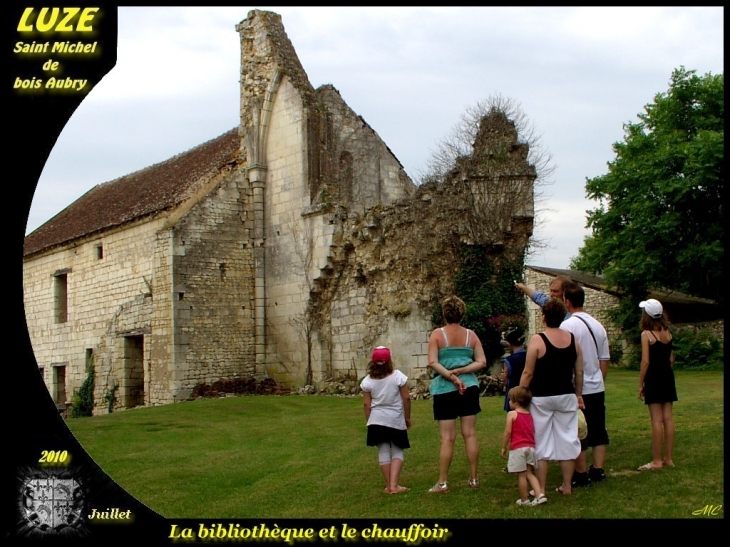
53;273;68;324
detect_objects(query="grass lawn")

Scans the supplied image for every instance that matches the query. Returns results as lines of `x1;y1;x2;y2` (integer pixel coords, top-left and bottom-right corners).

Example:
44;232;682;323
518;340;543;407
65;369;723;519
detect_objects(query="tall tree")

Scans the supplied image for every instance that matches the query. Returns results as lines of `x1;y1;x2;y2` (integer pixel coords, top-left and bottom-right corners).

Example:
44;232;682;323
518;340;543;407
571;67;724;311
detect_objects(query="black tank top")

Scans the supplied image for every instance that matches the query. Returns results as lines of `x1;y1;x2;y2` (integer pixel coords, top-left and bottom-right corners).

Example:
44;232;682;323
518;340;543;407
529;332;577;397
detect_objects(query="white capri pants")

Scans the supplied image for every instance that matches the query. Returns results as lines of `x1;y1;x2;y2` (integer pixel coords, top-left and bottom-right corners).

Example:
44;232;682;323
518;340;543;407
530;394;581;461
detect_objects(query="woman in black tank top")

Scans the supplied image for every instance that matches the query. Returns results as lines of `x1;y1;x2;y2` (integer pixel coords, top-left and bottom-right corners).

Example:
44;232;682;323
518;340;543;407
520;298;584;496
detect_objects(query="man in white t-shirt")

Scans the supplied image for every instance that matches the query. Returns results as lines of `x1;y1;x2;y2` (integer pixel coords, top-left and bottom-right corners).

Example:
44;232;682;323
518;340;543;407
560;281;611;487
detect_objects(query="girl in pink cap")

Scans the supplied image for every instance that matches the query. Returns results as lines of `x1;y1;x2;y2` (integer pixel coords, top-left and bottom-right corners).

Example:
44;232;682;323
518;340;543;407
360;346;412;493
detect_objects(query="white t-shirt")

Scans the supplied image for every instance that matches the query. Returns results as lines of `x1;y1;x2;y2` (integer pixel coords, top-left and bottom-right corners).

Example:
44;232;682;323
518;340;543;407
561;311;610;395
360;370;408;430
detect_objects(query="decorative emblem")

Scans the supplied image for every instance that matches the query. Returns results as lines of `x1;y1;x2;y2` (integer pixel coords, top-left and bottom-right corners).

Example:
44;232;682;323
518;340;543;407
16;467;87;538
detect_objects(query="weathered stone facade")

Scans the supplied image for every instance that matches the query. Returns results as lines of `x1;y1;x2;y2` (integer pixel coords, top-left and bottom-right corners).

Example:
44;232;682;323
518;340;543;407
24;10;536;413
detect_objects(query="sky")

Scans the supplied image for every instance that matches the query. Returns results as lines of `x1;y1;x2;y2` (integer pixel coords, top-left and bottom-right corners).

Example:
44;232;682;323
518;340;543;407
25;6;724;269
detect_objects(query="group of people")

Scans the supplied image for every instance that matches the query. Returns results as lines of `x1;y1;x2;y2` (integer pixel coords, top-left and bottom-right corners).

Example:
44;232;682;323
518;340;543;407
359;276;678;505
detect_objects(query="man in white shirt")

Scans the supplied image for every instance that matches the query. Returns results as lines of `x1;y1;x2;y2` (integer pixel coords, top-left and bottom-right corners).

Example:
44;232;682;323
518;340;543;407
560;281;611;486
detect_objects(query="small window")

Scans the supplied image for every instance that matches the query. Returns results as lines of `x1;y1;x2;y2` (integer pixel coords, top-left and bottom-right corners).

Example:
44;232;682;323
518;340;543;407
53;273;68;324
94;244;104;260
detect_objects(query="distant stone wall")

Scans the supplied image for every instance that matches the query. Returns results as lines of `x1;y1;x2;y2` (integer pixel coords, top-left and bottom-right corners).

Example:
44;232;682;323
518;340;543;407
523;269;625;363
672;320;725;342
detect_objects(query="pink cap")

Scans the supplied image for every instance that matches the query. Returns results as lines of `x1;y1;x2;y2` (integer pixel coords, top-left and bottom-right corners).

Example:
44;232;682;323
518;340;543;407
371;346;391;363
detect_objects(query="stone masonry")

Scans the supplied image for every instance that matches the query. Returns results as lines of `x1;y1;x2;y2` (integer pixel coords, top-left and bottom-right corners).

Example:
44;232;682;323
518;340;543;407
24;10;535;413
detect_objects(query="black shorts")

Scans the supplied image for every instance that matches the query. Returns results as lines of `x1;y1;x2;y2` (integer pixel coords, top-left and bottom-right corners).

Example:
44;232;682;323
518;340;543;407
581;391;609;449
433;385;481;421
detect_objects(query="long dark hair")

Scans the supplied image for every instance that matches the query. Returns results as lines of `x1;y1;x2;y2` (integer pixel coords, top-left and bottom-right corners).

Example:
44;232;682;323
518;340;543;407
640;311;670;332
368;359;394;379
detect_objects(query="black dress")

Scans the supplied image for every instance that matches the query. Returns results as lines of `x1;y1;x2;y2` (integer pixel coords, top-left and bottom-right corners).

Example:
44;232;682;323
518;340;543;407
644;336;678;405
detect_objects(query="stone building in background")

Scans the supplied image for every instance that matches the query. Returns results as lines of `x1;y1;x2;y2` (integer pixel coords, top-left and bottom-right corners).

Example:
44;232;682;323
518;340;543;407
522;265;723;364
23;10;535;413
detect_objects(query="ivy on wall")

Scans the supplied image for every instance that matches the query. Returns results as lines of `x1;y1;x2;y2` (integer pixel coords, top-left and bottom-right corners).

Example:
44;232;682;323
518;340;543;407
71;364;95;418
435;244;527;364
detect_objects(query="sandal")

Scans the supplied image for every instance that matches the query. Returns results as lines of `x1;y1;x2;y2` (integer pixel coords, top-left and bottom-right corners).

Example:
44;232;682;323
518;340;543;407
555;485;571;495
638;463;661;471
468;478;480;489
428;482;449;493
532;494;548;505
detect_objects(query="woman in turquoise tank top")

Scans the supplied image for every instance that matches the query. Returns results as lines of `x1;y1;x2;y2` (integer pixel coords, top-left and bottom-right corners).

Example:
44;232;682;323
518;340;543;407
426;296;487;493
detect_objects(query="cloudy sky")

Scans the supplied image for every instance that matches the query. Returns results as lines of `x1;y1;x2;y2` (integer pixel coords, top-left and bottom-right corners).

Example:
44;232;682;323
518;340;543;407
26;6;723;269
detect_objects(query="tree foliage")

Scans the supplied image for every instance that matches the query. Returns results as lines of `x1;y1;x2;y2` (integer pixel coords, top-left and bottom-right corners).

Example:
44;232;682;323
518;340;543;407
571;68;724;317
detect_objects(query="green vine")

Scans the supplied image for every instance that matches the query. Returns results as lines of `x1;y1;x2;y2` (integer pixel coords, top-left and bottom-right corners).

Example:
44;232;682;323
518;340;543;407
104;380;119;413
438;244;527;364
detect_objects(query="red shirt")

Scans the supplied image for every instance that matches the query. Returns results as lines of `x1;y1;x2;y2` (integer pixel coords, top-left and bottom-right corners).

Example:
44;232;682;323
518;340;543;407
511;411;535;450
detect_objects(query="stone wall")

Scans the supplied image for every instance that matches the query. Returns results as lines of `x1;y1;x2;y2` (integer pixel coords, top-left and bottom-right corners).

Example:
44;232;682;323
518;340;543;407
23;217;167;414
523;268;622;342
672;320;724;340
170;167;256;401
24;10;539;411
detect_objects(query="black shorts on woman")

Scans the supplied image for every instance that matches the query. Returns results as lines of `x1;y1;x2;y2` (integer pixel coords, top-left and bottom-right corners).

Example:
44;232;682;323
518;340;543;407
432;385;481;421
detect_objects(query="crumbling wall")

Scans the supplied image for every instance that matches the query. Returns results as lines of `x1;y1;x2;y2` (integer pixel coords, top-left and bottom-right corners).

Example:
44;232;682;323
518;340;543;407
314;85;415;211
306;112;536;388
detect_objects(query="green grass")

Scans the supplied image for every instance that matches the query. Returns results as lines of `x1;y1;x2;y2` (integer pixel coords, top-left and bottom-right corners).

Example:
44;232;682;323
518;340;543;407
65;369;724;519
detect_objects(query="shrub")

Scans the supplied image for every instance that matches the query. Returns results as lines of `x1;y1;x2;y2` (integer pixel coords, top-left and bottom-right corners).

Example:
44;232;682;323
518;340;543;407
450;246;527;363
672;328;724;370
71;365;95;418
608;338;625;365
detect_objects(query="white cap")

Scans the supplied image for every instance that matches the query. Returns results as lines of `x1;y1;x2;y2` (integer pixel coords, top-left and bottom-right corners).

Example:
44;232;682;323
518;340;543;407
639;299;663;318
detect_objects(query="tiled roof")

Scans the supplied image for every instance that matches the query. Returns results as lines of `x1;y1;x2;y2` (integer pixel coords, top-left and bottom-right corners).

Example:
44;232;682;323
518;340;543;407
24;128;241;257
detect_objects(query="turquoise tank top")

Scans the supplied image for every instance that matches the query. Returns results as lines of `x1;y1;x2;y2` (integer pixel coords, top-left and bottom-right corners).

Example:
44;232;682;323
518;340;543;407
430;328;480;396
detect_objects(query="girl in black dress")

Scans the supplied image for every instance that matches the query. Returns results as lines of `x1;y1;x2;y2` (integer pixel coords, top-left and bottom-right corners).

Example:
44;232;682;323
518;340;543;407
637;299;677;471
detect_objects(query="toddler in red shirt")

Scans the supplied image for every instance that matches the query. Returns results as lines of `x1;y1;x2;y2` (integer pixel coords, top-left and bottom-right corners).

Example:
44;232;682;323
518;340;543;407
501;386;547;506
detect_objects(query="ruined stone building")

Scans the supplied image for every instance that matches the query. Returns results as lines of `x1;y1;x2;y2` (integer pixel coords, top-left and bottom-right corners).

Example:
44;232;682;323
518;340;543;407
23;10;535;413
